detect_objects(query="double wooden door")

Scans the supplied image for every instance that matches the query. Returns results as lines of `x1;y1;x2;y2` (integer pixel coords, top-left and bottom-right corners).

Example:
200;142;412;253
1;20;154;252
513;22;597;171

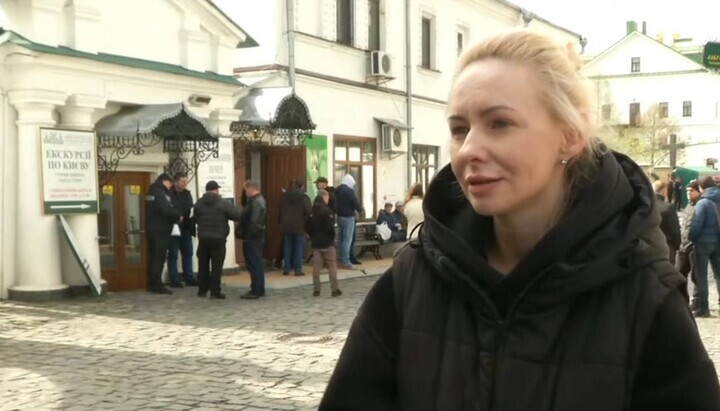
97;172;150;291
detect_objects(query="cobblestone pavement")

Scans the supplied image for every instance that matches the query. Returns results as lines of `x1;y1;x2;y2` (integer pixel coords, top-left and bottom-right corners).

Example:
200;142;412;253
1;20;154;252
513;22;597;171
1;274;720;411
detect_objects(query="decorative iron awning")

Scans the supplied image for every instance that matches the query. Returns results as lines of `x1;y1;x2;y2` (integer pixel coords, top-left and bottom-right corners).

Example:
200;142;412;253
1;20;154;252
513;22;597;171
96;103;219;182
230;87;316;146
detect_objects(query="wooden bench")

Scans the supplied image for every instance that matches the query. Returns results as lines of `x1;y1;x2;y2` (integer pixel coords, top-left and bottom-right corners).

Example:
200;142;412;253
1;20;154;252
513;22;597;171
354;222;383;260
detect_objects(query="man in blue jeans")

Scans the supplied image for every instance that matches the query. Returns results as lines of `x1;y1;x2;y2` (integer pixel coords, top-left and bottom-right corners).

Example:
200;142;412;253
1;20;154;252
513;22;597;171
237;181;267;300
279;178;312;276
335;174;363;269
168;172;197;287
688;176;720;317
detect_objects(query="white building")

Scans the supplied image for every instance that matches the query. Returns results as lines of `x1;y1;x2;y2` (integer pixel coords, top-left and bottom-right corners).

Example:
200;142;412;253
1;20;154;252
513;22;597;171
584;23;720;168
0;0;255;299
226;0;584;220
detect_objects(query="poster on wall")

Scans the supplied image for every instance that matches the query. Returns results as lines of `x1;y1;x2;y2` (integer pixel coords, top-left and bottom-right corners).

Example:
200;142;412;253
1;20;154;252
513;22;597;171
40;128;99;215
196;138;235;204
305;135;328;200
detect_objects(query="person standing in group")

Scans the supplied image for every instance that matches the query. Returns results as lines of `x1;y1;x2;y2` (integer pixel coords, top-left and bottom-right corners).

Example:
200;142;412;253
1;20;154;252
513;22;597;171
146;173;181;295
321;31;719;410
279;178;312;276
315;176;336;214
193;180;242;300
677;179;701;305
652;180;681;265
167;172;197;288
688;176;720;317
334;174;363;269
403;183;425;239
306;189;342;297
237;181;267;300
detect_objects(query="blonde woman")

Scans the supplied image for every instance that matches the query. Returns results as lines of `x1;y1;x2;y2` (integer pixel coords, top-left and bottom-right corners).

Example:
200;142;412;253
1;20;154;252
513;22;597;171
403;183;424;239
320;31;719;410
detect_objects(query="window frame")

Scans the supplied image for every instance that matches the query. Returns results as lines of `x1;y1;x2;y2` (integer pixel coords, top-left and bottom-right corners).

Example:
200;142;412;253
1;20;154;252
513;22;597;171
601;104;612;121
659;102;669;118
411;144;439;192
629;102;641;126
631;57;640;73
683;101;693;117
336;0;354;46
333;135;377;220
420;14;435;69
368;0;381;51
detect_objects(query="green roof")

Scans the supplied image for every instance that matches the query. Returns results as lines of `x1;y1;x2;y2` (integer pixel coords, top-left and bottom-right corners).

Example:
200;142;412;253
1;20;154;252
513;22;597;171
0;30;243;86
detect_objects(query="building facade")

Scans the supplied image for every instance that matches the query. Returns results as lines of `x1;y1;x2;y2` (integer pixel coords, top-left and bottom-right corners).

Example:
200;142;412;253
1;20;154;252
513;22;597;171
228;0;584;218
0;0;254;299
585;24;720;169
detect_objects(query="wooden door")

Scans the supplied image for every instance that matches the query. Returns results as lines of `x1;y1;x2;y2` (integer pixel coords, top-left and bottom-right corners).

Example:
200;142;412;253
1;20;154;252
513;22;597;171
261;146;307;260
98;172;150;291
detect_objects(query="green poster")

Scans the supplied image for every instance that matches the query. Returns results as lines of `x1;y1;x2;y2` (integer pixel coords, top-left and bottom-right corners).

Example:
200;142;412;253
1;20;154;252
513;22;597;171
305;134;328;200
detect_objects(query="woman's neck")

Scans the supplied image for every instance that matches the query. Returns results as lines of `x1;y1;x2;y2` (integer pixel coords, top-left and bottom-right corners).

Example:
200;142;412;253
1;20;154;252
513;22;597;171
487;179;567;274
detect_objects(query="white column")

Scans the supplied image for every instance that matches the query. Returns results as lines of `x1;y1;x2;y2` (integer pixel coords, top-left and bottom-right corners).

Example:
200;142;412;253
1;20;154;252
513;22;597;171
58;95;107;291
8;90;68;300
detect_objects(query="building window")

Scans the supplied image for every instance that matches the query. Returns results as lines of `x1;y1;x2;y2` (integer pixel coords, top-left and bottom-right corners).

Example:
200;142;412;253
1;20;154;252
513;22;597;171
336;0;353;46
683;101;693;117
421;16;434;69
659;102;668;118
368;0;380;50
631;57;640;73
457;32;464;57
334;137;376;219
629;102;641;126
601;104;612;121
411;144;439;191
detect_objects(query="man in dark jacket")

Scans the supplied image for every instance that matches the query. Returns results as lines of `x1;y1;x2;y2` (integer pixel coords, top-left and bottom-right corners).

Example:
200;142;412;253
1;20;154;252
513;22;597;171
167;172;197;287
279;178;312;276
652;180;681;264
146;173;181;295
678;179;701;306
335;174;363;269
321;153;720;410
238;181;267;300
688;176;720;317
193;180;242;299
306;190;342;297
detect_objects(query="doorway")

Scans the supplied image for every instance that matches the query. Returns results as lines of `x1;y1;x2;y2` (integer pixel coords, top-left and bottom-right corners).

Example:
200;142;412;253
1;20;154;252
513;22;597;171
97;172;151;291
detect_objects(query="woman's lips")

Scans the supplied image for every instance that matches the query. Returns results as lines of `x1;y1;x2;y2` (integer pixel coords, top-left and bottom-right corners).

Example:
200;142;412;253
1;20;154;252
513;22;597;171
466;176;502;195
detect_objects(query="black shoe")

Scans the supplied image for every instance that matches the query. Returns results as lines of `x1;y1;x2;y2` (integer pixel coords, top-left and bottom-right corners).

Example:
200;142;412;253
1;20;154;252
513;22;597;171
185;279;198;287
690;299;700;311
332;290;343;297
694;309;711;318
350;260;362;265
295;272;305;276
282;271;290;276
198;290;208;297
240;292;259;300
313;291;320;297
210;293;226;300
149;287;173;295
169;282;185;288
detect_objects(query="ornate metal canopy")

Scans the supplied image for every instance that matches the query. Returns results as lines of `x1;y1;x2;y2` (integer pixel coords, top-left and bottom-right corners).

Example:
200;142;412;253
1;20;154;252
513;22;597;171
230;87;316;146
96;103;219;183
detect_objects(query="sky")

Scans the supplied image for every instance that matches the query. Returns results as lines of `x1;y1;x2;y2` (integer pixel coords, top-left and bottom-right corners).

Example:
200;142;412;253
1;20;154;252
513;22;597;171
511;0;719;54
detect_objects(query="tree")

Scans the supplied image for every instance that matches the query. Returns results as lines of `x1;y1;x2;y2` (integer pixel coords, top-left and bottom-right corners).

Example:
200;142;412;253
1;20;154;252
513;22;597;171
599;103;682;171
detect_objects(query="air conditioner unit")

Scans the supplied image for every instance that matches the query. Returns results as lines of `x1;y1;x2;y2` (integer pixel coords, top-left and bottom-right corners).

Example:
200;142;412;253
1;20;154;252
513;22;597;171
381;124;406;152
369;51;393;77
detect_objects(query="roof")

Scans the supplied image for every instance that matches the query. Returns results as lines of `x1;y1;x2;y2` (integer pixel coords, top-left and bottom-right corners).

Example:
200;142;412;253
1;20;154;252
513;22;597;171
0;29;244;86
96;103;216;138
233;87;315;130
585;31;708;71
205;0;258;48
499;0;582;38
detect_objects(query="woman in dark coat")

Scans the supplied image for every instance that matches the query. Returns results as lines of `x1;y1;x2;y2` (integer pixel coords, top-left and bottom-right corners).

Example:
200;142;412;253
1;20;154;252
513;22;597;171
320;31;720;410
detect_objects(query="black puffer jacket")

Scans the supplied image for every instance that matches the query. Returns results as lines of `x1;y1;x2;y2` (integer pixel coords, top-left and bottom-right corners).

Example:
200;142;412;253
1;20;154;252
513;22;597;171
321;151;720;410
193;192;242;240
279;188;312;234
146;178;181;235
172;188;195;236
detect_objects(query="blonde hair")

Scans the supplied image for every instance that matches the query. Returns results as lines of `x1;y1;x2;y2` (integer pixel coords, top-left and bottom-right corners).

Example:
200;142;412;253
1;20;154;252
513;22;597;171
404;183;424;204
652;180;666;194
454;30;603;194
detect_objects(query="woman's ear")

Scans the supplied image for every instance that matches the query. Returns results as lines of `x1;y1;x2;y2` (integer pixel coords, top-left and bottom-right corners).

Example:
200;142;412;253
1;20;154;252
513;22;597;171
560;127;586;160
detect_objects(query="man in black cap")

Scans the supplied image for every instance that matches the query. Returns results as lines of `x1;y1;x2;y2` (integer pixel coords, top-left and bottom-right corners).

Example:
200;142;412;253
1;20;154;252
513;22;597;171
315;176;336;214
146;173;182;294
193;180;243;299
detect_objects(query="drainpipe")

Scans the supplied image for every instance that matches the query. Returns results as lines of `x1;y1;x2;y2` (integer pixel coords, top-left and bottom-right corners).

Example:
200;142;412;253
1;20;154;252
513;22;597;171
286;0;296;90
0;86;5;297
405;0;413;189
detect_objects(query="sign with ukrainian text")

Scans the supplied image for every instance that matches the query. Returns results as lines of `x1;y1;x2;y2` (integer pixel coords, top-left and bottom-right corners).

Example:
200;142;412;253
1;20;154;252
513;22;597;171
40;128;99;214
196;137;234;201
703;42;720;69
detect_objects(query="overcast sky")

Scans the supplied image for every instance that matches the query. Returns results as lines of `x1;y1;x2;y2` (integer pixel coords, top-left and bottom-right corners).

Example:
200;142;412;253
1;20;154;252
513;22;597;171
511;0;719;53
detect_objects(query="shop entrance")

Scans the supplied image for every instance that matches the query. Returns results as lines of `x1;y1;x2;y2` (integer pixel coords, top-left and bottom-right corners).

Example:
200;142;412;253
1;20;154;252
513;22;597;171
97;172;151;291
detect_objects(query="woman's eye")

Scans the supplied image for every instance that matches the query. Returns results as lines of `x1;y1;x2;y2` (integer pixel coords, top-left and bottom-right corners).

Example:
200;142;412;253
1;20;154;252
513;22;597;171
450;126;469;139
491;119;513;129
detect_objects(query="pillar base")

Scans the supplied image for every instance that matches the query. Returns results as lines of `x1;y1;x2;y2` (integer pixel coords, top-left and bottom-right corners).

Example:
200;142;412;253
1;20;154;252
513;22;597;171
8;284;70;301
